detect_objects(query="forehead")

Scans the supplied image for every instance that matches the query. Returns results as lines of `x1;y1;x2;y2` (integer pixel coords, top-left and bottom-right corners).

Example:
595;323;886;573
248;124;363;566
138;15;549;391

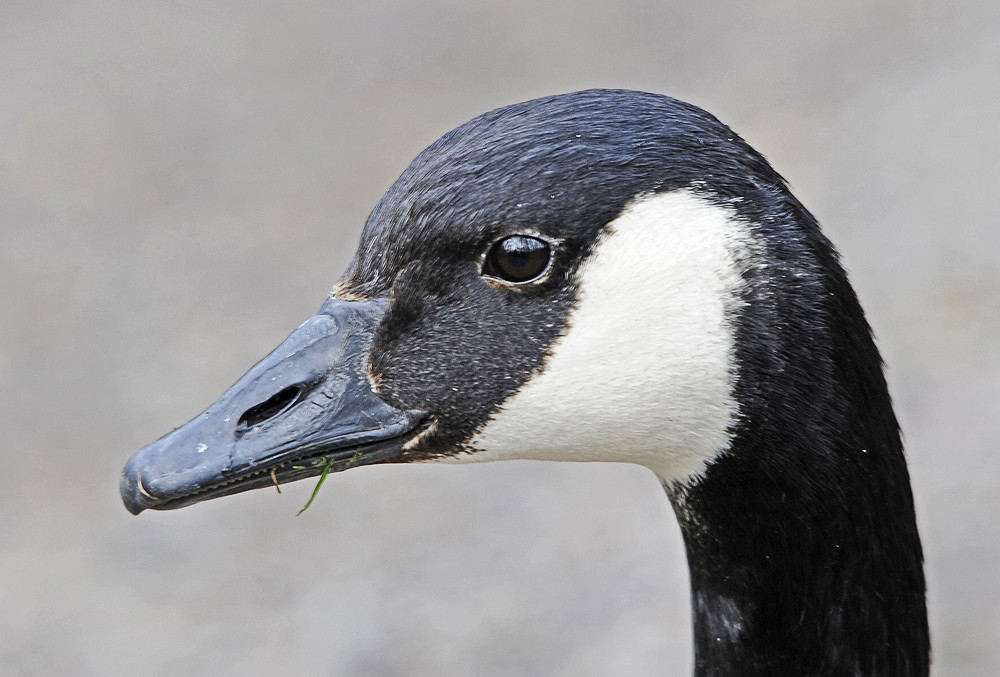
342;90;777;292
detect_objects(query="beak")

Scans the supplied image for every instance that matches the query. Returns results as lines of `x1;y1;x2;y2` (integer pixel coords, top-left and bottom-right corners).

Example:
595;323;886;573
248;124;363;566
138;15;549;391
120;297;427;514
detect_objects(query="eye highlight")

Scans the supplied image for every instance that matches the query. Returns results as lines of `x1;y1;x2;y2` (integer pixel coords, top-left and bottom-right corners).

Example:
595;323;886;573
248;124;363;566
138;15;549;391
482;235;551;284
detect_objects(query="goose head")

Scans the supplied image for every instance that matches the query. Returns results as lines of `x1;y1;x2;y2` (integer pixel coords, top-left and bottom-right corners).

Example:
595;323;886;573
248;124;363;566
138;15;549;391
121;89;928;676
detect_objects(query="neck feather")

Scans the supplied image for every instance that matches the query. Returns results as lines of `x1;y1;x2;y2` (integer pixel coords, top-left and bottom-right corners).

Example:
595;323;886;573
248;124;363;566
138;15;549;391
662;205;929;676
666;419;928;677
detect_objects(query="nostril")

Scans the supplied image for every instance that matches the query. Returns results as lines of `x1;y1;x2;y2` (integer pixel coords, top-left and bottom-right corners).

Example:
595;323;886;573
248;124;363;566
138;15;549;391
238;385;303;429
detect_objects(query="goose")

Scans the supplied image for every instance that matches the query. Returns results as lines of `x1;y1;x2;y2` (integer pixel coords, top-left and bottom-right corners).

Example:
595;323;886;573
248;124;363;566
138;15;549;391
120;89;929;676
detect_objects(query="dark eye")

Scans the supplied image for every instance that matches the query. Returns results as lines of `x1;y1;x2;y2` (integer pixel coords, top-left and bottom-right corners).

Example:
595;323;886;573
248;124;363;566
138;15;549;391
483;235;551;283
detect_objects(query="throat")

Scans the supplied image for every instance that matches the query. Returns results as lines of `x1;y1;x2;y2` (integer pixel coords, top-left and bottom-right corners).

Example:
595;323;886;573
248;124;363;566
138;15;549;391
662;430;929;677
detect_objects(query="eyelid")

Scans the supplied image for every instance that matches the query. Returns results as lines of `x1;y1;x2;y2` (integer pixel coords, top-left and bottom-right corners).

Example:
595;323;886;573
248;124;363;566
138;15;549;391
478;231;563;265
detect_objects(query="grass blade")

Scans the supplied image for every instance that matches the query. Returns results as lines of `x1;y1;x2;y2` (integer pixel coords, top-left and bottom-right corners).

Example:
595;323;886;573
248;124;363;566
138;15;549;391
296;456;336;516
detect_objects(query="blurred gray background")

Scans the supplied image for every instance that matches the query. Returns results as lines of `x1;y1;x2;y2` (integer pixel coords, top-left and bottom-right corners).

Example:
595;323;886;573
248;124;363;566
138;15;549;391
2;1;997;675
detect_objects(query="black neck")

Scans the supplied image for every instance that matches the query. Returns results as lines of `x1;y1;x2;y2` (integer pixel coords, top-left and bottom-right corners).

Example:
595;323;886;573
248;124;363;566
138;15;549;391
667;422;928;677
665;209;929;676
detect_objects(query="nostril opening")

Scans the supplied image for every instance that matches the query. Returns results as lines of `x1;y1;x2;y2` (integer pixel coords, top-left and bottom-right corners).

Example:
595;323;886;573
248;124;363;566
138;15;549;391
238;385;303;429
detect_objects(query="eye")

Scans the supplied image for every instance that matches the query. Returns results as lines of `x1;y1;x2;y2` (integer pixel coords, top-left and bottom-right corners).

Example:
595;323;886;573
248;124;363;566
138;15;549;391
482;235;551;283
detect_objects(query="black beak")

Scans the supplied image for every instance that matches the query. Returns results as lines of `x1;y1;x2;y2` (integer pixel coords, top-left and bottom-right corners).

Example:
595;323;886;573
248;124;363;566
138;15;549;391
120;298;427;514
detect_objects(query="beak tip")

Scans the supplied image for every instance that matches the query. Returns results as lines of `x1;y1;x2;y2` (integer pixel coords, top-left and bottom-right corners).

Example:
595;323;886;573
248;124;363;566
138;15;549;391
120;458;149;515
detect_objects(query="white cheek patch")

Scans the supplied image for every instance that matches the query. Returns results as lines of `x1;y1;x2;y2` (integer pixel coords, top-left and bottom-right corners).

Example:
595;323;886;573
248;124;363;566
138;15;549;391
464;190;751;484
